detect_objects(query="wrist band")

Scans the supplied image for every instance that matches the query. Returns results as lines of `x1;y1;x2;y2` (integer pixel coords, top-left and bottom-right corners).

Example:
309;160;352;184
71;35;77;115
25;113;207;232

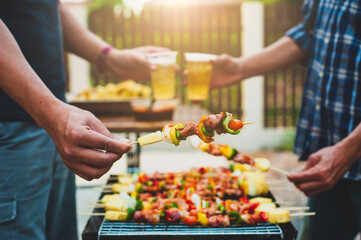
97;46;114;74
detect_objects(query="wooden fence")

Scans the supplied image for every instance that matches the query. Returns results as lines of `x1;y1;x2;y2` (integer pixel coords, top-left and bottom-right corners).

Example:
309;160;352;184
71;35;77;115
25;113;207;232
87;0;305;127
89;2;243;118
264;0;306;128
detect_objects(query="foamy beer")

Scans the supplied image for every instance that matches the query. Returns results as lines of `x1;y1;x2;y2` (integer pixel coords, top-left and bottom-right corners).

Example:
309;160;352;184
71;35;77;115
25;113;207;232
147;51;178;100
185;53;217;101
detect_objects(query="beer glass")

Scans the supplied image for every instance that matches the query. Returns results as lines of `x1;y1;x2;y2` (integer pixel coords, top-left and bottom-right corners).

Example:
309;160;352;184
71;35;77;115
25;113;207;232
147;51;178;100
185;53;217;101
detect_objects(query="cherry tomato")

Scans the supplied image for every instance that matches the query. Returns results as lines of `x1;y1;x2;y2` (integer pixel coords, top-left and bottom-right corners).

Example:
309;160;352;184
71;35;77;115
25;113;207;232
229;120;244;130
239;197;249;204
189;204;197;210
249;203;260;213
260;212;268;222
184;216;198;226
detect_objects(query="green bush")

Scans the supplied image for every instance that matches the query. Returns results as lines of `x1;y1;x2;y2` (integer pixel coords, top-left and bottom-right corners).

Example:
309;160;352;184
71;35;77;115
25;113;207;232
274;129;296;151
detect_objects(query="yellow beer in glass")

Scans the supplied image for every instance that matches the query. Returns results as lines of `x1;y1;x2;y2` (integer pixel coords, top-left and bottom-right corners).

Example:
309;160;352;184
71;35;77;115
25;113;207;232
185;53;217;100
147;52;178;100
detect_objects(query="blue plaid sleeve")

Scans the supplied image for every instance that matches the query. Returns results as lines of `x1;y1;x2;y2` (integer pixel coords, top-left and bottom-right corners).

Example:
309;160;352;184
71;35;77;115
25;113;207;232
286;23;313;52
285;0;318;53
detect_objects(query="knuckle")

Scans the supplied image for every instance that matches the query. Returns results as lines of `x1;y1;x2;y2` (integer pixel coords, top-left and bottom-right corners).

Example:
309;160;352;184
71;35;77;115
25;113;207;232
62;147;73;158
68;129;82;142
103;138;113;152
316;171;325;179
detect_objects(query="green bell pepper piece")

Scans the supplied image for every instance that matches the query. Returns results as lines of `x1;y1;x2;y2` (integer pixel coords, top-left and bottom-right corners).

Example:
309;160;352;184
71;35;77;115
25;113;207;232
222;112;241;135
202;126;215;137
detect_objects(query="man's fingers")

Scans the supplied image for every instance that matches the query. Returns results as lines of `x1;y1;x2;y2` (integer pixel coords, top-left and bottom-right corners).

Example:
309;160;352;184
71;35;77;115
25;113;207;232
294;181;330;197
63;146;123;168
87;114;112;137
69;162;113;181
295;181;324;194
287;167;321;183
78;129;131;154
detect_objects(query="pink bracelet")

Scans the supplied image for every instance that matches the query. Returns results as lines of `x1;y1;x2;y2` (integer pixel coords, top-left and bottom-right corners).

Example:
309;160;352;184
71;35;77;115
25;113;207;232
97;46;114;74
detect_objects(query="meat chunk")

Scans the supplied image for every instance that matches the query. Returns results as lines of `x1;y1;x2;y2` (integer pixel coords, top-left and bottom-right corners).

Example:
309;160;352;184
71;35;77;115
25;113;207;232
179;123;197;139
203;114;227;134
166;208;182;222
207;143;223;156
134;211;145;222
233;153;254;165
208;215;230;227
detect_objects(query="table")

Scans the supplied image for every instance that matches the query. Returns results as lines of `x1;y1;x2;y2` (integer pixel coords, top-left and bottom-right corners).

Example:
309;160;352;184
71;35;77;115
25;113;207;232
98;105;209;172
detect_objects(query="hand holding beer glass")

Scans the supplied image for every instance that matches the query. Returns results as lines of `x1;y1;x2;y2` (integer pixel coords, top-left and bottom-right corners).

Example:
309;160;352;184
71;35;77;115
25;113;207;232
147;51;178;100
185;53;217;101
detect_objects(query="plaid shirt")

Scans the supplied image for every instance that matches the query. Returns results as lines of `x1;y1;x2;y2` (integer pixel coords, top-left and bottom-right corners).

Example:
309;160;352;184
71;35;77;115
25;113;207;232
286;0;361;180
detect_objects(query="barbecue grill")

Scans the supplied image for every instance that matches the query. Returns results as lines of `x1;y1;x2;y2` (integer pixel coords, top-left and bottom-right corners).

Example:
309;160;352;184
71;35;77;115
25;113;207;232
82;175;298;240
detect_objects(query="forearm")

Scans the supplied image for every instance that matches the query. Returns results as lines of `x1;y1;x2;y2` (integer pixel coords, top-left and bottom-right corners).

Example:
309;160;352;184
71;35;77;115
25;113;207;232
240;36;306;79
59;2;108;63
0;20;65;128
336;123;361;163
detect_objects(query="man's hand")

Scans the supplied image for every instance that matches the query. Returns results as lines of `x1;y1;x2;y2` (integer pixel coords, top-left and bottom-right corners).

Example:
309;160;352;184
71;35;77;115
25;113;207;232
106;46;169;80
287;145;356;196
210;54;244;88
46;103;131;181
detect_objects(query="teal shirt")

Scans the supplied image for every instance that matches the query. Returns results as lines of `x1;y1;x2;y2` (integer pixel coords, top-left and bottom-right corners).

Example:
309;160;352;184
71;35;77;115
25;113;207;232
0;0;66;121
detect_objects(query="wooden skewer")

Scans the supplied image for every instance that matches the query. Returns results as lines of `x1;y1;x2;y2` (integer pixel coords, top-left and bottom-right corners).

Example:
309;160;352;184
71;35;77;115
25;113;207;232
290;212;316;217
274;201;295;205
267;182;286;187
283;206;310;211
266;180;286;185
270;166;290;176
78;213;106;216
130;141;139;145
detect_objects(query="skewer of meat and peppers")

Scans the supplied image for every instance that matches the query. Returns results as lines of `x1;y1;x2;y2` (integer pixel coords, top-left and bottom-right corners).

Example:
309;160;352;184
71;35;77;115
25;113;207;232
131;112;252;146
194;141;290;175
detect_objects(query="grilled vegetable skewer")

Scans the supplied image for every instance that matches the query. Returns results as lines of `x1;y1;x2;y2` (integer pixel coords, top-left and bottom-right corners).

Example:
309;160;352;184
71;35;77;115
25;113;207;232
196;142;271;172
88;192;314;225
136;112;251;146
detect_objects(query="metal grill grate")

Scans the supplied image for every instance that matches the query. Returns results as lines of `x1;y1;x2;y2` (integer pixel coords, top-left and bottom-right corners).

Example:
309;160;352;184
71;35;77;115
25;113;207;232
98;220;284;240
